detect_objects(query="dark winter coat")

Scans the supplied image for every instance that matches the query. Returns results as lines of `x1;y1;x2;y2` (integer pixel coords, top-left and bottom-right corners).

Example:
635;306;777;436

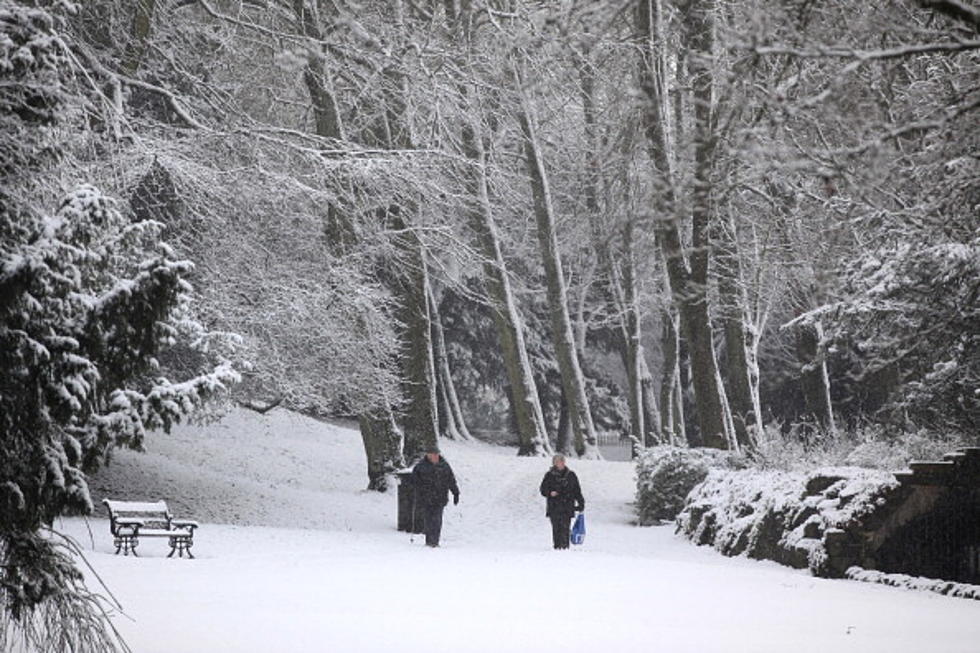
412;456;460;508
539;467;584;518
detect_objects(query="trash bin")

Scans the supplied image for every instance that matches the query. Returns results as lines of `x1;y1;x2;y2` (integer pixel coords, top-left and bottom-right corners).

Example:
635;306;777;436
396;470;424;533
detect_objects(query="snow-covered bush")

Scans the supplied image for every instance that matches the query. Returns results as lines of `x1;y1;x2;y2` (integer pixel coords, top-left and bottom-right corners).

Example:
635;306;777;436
842;430;967;470
676;467;900;575
750;423;967;472
635;446;739;525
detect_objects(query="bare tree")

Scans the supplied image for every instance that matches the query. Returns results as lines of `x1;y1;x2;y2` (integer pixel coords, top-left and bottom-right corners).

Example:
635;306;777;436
635;0;732;449
515;64;600;458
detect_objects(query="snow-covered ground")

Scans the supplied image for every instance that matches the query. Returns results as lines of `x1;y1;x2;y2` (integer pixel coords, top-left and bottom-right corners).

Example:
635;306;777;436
59;408;980;653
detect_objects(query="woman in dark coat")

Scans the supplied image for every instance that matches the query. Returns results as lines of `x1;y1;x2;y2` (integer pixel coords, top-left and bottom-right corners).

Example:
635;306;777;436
539;454;585;549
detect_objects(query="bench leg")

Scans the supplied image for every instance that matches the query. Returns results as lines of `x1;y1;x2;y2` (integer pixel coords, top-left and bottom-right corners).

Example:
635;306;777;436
115;536;138;556
169;538;194;559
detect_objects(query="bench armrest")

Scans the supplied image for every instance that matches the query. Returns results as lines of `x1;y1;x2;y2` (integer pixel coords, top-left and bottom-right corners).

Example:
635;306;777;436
171;519;199;529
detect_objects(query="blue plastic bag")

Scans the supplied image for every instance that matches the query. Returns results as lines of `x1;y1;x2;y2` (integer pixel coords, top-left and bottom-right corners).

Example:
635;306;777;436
571;513;586;545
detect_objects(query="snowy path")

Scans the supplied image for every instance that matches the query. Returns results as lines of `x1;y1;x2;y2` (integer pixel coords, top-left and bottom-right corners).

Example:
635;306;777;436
61;409;980;653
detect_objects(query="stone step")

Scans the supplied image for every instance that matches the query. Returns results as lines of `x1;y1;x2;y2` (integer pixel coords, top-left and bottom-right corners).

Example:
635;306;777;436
952;449;980;475
943;452;967;463
894;470;916;485
957;447;980;460
908;460;957;485
909;460;956;470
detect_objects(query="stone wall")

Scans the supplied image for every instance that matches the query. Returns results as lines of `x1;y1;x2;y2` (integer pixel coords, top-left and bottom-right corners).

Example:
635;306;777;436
676;447;980;588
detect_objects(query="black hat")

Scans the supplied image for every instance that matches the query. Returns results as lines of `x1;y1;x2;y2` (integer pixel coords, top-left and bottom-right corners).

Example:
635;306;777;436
425;445;441;454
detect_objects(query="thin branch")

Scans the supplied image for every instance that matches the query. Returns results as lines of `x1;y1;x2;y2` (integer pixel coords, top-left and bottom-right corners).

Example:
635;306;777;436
832;96;980;157
917;0;980;31
65;38;207;130
751;38;980;60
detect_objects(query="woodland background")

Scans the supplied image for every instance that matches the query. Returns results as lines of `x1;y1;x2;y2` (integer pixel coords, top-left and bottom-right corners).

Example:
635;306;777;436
1;0;977;647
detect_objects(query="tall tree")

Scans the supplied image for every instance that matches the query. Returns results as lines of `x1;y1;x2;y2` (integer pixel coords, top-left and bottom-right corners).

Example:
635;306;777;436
635;0;731;449
515;64;600;458
430;285;473;441
450;2;552;457
575;45;662;448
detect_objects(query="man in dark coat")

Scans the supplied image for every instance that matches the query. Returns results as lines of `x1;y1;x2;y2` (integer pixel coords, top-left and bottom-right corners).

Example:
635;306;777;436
412;446;460;548
539;454;585;549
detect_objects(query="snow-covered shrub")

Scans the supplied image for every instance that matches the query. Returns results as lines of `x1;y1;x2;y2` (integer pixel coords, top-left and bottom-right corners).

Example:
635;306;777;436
635;446;738;525
842;429;968;470
676;466;899;575
751;423;968;472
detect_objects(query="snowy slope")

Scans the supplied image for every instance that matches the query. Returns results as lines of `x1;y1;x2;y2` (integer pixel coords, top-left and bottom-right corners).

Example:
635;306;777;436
86;409;388;531
56;408;980;653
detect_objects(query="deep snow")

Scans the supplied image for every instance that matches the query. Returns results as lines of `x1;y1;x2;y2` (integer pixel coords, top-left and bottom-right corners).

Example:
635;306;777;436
54;408;980;653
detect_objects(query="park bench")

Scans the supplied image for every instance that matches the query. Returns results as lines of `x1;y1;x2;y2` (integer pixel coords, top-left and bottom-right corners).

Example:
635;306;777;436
103;499;199;558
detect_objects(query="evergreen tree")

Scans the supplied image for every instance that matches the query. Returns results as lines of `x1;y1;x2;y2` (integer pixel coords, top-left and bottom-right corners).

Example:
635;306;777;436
1;4;237;649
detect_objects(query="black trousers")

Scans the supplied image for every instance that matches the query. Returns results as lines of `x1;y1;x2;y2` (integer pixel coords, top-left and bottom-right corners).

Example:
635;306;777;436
550;514;572;549
422;503;445;546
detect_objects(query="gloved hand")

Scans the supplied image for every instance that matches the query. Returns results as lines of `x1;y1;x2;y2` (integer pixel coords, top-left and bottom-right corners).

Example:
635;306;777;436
453;492;460;506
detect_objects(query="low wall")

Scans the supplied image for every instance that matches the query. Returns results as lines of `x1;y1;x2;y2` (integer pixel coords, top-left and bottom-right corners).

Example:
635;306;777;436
674;447;980;589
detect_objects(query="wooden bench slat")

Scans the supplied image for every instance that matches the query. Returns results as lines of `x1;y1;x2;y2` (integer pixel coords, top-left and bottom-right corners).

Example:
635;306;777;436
139;529;191;537
115;517;146;525
104;500;169;513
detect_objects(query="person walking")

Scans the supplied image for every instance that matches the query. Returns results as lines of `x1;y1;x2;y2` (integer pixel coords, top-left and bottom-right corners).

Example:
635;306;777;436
411;446;460;548
539;454;584;550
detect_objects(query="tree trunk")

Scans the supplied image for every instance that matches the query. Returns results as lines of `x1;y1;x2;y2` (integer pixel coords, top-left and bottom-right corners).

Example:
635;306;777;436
123;0;155;74
434;353;461;441
678;332;700;446
639;359;661;446
429;285;472;440
358;408;405;491
516;88;599;459
460;122;552;456
293;0;344;142
716;213;760;449
796;320;836;433
620;220;663;447
389;237;439;461
292;1;356;257
636;0;730;449
376;3;440;463
659;309;677;438
659;308;684;445
556;387;573;455
680;301;729;449
673;373;687;446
